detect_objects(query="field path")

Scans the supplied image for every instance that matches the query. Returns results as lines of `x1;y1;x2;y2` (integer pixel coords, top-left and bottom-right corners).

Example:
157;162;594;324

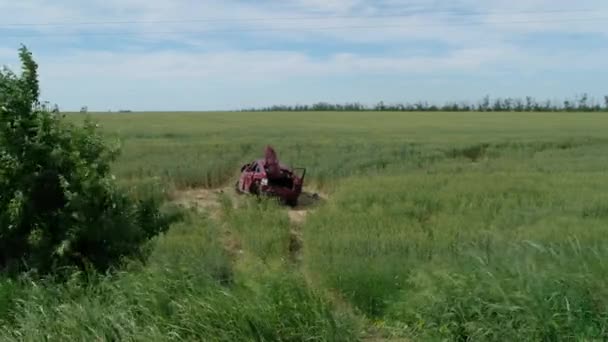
171;185;326;225
170;185;326;260
170;186;234;220
170;186;408;341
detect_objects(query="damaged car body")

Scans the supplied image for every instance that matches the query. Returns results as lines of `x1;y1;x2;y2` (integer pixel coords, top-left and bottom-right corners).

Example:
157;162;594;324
235;146;306;207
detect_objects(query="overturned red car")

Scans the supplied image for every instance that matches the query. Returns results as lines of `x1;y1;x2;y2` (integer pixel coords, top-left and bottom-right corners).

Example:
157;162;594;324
235;146;306;207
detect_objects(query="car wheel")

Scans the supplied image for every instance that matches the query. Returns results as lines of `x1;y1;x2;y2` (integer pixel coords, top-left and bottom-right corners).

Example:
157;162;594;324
250;181;260;195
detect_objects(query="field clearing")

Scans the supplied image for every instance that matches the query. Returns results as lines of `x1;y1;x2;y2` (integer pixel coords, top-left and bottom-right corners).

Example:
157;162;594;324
3;111;608;340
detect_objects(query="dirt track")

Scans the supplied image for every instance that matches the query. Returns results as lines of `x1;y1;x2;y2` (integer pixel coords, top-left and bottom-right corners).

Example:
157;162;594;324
170;185;326;225
170;186;233;220
171;185;326;265
170;187;404;340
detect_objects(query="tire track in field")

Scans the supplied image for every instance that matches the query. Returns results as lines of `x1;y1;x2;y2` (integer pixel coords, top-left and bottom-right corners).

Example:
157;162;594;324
169;185;244;260
285;191;326;264
171;187;405;341
170;185;326;262
170;185;326;225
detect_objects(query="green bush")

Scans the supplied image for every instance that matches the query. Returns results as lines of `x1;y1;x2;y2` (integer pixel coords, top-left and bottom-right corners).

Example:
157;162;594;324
0;46;170;275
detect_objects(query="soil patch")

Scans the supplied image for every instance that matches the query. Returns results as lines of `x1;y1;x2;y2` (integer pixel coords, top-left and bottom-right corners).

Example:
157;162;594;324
287;191;327;225
170;185;242;219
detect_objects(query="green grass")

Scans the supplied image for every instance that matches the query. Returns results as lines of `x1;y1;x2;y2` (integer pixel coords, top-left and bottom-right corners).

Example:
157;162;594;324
3;111;608;340
73;111;608;190
0;212;359;341
305;173;608;339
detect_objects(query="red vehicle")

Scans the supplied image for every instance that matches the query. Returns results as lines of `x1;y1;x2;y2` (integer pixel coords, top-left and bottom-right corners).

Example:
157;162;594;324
235;146;306;207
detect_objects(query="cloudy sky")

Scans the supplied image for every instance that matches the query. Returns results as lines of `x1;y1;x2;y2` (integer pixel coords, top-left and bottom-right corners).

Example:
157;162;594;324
1;0;607;111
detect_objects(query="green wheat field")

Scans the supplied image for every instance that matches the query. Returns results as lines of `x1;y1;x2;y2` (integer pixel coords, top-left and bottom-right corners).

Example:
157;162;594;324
3;111;608;341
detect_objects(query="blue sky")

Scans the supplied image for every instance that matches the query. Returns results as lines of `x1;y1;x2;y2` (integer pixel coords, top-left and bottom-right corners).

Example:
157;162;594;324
1;0;607;111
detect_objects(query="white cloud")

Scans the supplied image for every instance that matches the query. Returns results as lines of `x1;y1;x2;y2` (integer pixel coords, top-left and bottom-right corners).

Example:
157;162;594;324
0;48;20;71
3;0;608;44
292;0;364;12
2;0;607;110
33;48;500;81
0;48;16;58
33;42;606;84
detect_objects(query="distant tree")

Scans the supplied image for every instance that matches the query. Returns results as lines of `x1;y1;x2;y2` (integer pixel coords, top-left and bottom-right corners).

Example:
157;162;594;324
479;95;490;111
246;94;606;113
492;98;503;111
525;96;534;111
503;98;513;111
578;93;589;111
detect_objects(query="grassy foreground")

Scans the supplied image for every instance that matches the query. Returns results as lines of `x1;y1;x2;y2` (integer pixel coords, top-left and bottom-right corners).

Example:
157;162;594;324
3;111;608;340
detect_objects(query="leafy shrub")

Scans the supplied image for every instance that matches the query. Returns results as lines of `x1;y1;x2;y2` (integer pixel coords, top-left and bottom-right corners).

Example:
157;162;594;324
0;46;170;275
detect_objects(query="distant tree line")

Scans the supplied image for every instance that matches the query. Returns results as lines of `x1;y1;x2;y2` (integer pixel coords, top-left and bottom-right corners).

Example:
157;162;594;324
242;94;608;112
